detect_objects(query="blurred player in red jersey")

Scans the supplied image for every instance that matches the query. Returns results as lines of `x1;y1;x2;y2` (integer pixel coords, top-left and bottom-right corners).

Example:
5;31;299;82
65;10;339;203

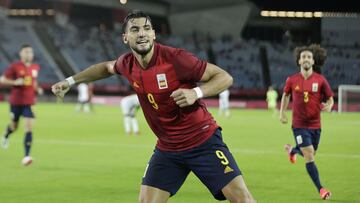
52;10;255;203
279;44;333;200
0;44;43;166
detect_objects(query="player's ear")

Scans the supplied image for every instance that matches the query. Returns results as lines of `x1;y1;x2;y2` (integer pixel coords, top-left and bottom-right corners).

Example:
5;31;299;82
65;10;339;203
122;34;128;44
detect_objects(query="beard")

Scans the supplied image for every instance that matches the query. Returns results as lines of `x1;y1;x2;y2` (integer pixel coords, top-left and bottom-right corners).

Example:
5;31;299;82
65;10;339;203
303;62;311;71
132;42;153;56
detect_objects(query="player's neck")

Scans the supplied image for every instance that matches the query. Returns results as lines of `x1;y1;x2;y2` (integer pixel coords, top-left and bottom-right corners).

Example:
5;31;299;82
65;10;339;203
301;68;313;79
133;47;154;69
21;60;32;67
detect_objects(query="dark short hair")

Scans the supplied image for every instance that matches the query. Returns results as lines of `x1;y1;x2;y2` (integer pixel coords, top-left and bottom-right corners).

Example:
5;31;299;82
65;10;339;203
20;43;32;50
122;10;152;33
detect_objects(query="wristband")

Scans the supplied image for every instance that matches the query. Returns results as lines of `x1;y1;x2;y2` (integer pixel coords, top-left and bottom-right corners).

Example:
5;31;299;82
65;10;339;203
65;76;75;86
193;87;203;99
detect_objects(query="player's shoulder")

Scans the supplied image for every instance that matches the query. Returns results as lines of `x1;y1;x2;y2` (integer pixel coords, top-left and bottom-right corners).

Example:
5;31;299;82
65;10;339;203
312;72;327;80
286;72;301;81
31;63;41;70
157;42;186;58
116;52;133;65
8;61;22;68
114;52;133;73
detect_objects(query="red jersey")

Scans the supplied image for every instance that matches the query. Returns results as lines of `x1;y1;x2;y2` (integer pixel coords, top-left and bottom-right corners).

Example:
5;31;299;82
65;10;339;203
3;61;40;105
114;43;218;151
283;72;333;129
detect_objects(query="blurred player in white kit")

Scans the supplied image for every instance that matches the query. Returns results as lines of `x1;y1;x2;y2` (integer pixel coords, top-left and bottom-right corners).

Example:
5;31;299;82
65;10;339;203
121;94;140;135
76;83;91;113
218;89;230;117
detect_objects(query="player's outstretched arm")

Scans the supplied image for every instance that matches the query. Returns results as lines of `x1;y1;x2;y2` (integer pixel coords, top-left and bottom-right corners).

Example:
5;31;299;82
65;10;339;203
171;63;232;107
279;93;290;124
52;60;116;100
0;76;24;86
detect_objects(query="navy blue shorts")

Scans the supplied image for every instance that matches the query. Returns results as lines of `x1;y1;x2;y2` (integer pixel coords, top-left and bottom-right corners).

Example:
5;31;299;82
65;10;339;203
292;128;321;150
10;105;35;122
142;128;242;200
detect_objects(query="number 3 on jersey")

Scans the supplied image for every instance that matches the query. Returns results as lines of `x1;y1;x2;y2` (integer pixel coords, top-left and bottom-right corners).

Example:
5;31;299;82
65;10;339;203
304;91;309;103
147;93;159;109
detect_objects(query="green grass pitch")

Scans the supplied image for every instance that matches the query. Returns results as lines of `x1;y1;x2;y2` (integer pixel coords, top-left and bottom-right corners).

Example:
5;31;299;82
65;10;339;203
1;102;359;203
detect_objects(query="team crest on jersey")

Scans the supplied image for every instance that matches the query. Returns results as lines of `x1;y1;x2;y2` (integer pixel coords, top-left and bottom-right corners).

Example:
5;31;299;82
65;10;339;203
32;70;38;78
295;85;300;91
156;73;168;89
312;83;318;92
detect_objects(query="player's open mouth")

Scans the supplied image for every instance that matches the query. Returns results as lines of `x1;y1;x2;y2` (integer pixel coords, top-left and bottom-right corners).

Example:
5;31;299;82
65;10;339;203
137;40;148;45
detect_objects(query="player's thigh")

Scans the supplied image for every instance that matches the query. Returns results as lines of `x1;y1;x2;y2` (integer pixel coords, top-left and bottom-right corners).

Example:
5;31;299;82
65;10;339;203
129;106;136;117
187;129;242;200
292;128;313;148
10;105;22;123
121;102;130;115
311;129;321;151
24;117;35;132
300;145;315;162
142;149;190;197
222;175;255;203
22;106;35;131
139;185;170;203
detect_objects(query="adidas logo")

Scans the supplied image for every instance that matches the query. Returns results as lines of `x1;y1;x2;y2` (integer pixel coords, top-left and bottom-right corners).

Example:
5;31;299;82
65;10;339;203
224;166;234;174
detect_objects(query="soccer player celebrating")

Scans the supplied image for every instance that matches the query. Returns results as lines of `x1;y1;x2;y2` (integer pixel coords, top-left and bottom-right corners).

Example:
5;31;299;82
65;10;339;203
279;44;333;200
52;10;256;203
0;44;43;166
120;94;141;135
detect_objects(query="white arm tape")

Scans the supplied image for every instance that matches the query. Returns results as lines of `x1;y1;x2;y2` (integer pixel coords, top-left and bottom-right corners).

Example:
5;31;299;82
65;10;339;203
193;87;203;99
65;76;75;86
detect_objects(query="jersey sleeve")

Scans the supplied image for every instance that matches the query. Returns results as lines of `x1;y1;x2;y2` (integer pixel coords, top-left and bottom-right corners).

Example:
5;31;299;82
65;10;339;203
171;49;207;82
322;77;334;99
113;54;127;75
283;77;292;95
3;64;15;79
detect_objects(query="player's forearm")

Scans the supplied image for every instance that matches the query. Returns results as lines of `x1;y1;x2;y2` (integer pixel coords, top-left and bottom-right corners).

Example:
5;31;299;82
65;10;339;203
326;97;334;108
71;61;114;84
0;76;16;86
200;71;233;98
279;93;290;114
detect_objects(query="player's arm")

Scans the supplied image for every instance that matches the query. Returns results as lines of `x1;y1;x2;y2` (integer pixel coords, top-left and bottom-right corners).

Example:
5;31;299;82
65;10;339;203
198;63;233;97
279;93;290;124
52;60;116;100
322;96;334;112
0;75;24;86
171;63;233;107
33;80;44;95
321;78;334;112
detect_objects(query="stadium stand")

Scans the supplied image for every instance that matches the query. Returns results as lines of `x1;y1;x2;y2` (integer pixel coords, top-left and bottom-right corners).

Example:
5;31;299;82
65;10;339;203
0;19;62;84
1;2;359;99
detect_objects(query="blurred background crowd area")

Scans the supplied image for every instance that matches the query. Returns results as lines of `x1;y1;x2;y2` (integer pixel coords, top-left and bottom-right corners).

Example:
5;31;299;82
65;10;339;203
0;0;359;101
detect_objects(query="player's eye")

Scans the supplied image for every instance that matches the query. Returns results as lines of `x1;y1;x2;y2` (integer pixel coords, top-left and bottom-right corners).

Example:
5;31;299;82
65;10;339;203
130;28;139;33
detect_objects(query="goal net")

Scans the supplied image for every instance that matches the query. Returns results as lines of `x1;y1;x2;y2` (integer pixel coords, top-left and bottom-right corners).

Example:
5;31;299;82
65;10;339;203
338;85;360;113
